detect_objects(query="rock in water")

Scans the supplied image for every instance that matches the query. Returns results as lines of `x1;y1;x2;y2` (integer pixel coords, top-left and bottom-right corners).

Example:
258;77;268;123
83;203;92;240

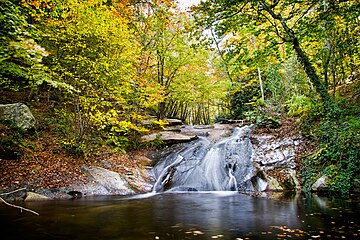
312;175;328;192
24;192;49;201
0;103;36;130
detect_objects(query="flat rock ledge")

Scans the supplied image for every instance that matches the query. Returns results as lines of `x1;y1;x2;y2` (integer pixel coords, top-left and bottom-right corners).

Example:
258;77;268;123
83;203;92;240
141;131;198;144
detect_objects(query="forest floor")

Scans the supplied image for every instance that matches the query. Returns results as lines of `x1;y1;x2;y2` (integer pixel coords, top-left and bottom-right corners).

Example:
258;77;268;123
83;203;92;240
0;140;152;192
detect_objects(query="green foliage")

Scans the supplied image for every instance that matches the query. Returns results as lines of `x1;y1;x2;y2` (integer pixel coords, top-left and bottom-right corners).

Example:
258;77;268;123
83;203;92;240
228;78;260;119
301;115;360;196
285;95;322;119
0;120;27;160
243;110;281;128
61;138;86;156
265;55;315;113
0;0;48;91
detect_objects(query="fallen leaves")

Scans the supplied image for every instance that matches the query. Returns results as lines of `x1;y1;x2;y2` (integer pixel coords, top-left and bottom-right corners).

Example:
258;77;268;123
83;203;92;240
0;132;151;192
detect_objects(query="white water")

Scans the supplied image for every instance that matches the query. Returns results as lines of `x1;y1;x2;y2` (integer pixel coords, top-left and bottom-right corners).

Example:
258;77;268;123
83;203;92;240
152;125;260;192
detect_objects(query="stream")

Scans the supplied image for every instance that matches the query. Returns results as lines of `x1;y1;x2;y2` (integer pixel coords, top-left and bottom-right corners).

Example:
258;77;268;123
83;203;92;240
1;125;359;239
1;192;359;239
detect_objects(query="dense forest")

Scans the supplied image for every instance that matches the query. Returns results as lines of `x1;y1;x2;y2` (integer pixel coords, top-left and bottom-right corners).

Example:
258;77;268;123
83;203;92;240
0;0;359;196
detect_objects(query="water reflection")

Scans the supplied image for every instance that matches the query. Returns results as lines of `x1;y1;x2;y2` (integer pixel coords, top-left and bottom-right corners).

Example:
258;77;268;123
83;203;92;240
0;192;359;239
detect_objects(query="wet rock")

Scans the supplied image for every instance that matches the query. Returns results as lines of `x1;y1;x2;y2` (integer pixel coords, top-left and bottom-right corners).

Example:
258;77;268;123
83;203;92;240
312;175;328;192
24;192;49;201
251;133;302;191
0;103;35;130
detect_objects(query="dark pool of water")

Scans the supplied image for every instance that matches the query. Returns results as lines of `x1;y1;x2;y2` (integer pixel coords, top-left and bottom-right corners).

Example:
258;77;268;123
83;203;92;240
1;192;359;239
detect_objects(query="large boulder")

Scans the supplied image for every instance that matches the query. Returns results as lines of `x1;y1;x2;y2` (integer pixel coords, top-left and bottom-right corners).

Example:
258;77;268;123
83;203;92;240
76;166;135;196
0;103;35;130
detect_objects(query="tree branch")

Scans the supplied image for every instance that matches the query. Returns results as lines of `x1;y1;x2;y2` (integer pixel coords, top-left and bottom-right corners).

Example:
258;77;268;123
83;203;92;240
0;188;27;196
0;195;39;216
269;0;280;9
293;0;318;29
258;10;289;42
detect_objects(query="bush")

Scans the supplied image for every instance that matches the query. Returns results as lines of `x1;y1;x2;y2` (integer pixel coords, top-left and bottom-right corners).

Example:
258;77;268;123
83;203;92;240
301;114;360;196
0;120;26;159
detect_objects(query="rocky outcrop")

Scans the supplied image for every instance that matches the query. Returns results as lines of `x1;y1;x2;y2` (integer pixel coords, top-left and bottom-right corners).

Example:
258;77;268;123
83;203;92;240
63;165;152;198
0;103;35;130
251;133;302;191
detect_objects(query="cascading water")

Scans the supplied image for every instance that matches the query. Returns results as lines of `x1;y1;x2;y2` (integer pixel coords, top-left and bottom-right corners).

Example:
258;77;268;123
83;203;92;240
152;125;258;192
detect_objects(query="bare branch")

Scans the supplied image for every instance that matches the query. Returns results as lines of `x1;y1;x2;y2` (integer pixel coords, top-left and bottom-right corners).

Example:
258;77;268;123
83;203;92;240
0;196;39;216
0;188;26;196
210;29;234;83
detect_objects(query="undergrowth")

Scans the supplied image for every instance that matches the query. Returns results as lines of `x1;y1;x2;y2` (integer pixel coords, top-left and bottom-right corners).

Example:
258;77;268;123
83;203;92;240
301;108;360;196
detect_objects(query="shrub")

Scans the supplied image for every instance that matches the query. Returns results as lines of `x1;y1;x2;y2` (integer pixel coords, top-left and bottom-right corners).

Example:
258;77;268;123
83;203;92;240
301;114;360;196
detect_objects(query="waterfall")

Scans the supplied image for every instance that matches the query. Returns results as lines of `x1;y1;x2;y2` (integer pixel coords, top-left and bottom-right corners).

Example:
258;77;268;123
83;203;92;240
152;125;258;192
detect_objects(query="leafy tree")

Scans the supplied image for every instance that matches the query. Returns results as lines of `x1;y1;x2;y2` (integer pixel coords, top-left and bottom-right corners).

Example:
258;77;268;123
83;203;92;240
194;0;345;116
38;0;147;152
129;1;228;124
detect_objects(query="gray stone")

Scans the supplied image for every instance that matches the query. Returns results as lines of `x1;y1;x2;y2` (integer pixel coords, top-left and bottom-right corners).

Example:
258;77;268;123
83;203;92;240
311;175;328;191
250;133;301;191
252;136;298;170
0;103;36;130
81;166;135;195
166;118;183;126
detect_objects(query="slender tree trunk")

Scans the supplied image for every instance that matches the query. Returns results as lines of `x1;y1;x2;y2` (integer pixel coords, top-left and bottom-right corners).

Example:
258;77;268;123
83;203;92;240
259;0;339;116
250;36;265;102
257;67;264;102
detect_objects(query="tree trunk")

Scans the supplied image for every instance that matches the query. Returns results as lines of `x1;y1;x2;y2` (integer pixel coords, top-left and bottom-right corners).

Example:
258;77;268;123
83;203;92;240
292;39;338;115
259;0;339;116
